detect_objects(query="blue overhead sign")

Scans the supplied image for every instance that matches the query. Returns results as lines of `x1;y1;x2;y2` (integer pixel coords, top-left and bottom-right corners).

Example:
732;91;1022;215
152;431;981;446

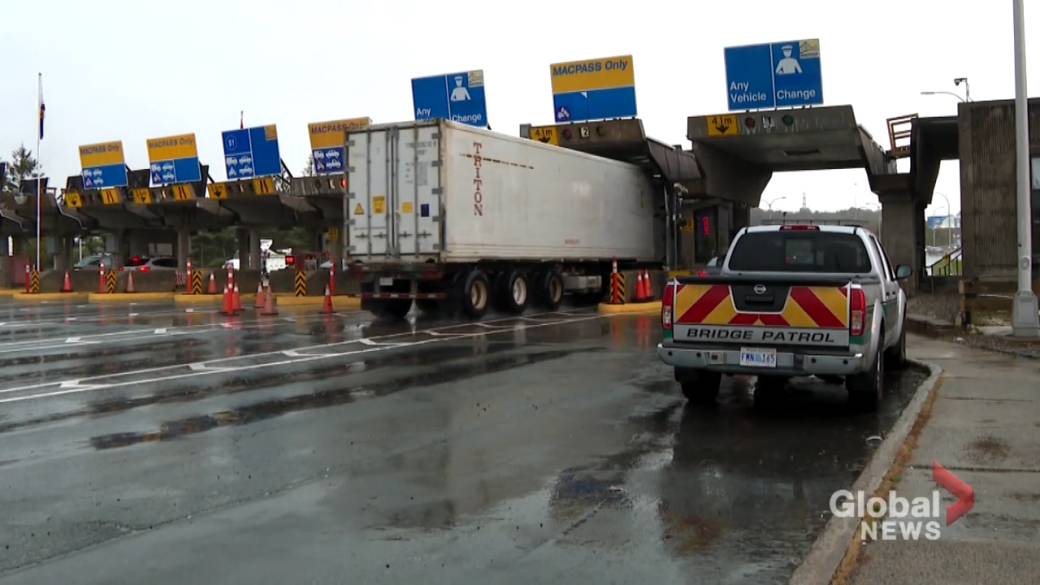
411;70;487;127
147;134;202;185
725;39;823;111
221;125;282;180
550;55;637;123
81;165;128;190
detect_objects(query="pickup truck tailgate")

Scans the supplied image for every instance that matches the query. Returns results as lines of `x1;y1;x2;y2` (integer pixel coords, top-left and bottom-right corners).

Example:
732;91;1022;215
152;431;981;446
672;279;851;347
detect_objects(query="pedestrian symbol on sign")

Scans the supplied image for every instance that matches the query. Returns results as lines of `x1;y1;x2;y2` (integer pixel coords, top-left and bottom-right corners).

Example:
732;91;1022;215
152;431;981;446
449;76;471;102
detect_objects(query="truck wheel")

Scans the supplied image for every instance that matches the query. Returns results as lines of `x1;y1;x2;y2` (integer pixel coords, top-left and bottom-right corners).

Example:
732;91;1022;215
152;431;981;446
847;344;884;411
535;269;564;310
497;269;529;314
884;321;907;369
459;269;490;319
676;368;721;405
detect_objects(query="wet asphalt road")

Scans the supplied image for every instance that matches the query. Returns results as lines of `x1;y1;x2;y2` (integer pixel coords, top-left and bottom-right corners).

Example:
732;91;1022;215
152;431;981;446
0;298;926;584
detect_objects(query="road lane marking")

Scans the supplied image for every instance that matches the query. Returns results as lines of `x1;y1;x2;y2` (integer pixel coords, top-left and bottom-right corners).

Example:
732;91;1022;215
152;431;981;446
0;313;605;403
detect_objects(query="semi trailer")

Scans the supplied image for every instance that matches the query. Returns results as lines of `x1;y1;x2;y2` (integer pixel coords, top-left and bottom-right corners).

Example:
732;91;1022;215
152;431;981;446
345;119;667;318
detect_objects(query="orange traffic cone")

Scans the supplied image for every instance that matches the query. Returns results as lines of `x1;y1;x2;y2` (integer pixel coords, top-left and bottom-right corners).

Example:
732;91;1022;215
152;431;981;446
260;285;278;316
61;271;74;293
233;284;243;313
207;272;217;295
643;271;654;300
24;264;31;293
220;285;235;316
254;282;266;308
98;264;107;294
322;285;334;314
125;270;137;293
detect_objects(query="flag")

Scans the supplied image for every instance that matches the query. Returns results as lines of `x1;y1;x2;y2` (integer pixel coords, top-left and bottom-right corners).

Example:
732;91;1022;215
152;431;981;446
240;110;244;130
38;76;45;140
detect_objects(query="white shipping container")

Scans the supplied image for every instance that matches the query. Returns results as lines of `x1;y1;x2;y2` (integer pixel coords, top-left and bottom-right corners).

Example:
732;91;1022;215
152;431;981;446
346;120;662;265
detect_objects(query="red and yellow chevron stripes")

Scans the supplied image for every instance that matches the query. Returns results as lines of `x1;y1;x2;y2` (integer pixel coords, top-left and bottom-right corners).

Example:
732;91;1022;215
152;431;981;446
674;284;849;329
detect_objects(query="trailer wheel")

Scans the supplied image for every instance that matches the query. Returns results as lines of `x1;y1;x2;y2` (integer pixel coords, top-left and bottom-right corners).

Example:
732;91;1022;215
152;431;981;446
535;268;564;310
497;269;529;314
459;269;490;319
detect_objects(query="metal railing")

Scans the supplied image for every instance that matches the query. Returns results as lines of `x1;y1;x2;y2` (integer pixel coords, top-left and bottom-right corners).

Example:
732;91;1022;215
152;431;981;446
928;247;963;277
886;114;917;159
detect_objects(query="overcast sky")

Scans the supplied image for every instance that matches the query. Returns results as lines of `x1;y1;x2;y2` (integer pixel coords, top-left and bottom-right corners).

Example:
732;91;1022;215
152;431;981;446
2;0;1036;216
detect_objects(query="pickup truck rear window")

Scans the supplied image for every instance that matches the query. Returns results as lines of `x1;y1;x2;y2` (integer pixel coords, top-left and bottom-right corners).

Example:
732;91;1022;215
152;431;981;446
728;232;872;273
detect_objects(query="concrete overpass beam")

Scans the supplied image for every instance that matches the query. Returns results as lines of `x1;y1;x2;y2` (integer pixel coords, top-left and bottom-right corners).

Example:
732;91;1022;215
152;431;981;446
689;143;772;207
248;229;261;271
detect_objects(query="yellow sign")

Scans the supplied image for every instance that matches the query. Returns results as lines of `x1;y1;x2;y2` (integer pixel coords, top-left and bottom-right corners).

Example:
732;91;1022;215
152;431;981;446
308;117;372;150
209;183;230;200
264;125;278;141
78;141;125;168
131;188;153;204
372;195;386;214
146;133;198;163
100;188;122;205
550;55;634;94
354;203;364;215
529;126;559;146
65;191;84;208
252;177;276;195
706;115;740;137
327;227;340;241
172;184;194;201
401;201;414;214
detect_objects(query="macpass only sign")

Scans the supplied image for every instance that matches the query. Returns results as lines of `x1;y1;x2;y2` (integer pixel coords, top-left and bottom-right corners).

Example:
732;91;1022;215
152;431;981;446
724;39;823;111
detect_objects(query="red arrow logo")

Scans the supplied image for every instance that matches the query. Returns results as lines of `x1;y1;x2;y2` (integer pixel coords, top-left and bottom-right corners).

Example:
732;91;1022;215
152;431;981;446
933;461;975;526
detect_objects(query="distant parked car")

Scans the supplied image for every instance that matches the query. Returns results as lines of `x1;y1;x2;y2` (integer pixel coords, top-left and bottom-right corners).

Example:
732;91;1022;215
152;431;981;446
124;256;178;272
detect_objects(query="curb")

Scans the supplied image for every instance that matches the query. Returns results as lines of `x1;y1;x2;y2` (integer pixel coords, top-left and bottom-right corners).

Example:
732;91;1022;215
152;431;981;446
12;292;91;302
789;359;943;585
276;295;361;308
174;294;256;305
88;292;176;303
0;289;20;298
597;301;661;315
905;314;959;338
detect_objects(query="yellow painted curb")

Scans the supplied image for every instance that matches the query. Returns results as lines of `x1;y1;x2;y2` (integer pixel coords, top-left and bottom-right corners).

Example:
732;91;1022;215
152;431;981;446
275;294;361;308
0;289;21;298
88;292;176;303
597;301;662;315
12;292;91;302
174;294;257;305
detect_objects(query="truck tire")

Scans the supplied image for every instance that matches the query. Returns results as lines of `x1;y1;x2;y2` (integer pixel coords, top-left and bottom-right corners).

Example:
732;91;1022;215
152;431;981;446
676;368;721;405
847;343;884;411
496;269;529;314
535;268;564;310
459;269;490;319
884;320;907;369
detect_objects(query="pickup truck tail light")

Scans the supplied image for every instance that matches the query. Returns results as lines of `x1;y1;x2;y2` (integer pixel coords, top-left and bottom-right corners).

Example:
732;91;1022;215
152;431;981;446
661;282;676;331
850;287;867;337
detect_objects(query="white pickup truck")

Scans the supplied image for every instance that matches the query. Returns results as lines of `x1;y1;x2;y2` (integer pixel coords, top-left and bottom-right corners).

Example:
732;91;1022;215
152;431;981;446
657;224;912;410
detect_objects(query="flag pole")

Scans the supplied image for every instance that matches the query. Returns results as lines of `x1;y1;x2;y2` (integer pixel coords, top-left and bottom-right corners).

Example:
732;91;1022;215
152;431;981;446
35;72;42;273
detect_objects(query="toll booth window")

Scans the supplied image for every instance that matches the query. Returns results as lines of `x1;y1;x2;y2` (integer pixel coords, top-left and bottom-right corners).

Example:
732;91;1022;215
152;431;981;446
728;232;871;273
694;209;717;264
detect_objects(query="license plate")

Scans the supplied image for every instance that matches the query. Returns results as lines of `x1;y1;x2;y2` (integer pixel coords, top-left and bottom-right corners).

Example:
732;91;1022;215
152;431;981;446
739;347;777;368
379;277;394;286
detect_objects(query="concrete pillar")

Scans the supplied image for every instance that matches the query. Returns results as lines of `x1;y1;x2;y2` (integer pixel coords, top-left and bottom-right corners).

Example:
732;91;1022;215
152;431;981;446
0;237;11;288
879;192;924;294
248;229;261;271
51;237;73;273
236;228;250;270
176;228;191;271
105;232;123;269
127;231;148;258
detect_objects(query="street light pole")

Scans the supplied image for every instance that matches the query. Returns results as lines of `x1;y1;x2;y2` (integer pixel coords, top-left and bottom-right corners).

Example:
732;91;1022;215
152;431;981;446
920;90;966;103
765;196;786;211
954;77;971;102
1011;0;1039;337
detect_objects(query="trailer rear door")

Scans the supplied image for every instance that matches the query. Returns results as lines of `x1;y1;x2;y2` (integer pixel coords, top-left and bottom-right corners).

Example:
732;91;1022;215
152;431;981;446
347;123;443;262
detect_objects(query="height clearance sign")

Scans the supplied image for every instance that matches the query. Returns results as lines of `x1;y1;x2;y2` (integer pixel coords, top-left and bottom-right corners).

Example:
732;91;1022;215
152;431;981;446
725;39;823;111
